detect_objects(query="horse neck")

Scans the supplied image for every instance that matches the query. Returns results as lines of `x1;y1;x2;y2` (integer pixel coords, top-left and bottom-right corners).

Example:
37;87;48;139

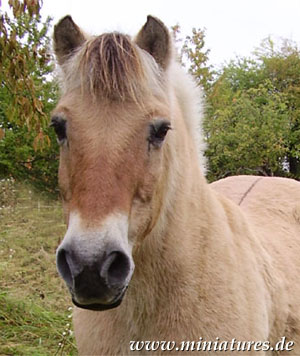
128;95;213;315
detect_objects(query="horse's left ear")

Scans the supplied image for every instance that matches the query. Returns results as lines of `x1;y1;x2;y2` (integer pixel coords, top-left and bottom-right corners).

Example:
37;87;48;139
54;15;87;65
135;15;172;69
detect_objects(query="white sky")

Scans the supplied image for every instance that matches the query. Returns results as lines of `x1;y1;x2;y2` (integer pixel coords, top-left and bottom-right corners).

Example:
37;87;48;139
35;0;300;67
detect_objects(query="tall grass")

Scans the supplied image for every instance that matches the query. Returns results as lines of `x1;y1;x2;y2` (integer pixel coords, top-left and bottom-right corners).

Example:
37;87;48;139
0;179;77;355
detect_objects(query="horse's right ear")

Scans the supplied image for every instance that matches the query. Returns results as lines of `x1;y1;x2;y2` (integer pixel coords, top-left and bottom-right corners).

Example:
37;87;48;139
135;15;172;70
54;15;86;65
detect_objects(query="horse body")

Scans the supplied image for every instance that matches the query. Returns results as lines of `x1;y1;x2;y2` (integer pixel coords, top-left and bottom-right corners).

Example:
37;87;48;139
52;15;300;355
213;176;300;348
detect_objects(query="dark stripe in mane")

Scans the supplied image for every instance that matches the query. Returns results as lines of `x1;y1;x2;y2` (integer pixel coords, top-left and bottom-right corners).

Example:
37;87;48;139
80;33;145;102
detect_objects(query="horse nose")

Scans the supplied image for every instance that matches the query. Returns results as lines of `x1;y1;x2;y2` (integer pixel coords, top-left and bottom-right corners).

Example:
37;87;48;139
56;245;131;305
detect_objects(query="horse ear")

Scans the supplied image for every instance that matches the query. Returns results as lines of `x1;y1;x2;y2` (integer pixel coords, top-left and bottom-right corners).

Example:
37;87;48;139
54;15;86;65
135;15;172;69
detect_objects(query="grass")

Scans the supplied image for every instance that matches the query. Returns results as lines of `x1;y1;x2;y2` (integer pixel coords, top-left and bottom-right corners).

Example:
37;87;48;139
0;178;77;355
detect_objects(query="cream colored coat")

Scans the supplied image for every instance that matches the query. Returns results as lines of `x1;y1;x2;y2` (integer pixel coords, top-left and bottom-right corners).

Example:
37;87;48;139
52;15;300;356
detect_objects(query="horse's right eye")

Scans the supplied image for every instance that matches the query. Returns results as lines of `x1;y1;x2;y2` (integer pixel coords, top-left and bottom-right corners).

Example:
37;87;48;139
50;115;67;144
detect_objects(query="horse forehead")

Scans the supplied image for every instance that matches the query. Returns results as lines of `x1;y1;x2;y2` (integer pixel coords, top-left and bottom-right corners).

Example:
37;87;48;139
65;118;147;169
57;93;150;124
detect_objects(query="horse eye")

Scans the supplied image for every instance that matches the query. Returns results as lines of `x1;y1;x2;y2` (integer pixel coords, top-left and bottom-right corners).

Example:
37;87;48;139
148;120;171;148
50;115;67;144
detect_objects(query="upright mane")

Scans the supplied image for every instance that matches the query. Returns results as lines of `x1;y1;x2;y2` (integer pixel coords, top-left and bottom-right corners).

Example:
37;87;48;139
61;32;165;105
81;33;148;102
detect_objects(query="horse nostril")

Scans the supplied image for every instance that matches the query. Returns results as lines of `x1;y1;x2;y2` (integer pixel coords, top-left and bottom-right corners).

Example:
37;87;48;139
101;251;130;287
56;248;73;287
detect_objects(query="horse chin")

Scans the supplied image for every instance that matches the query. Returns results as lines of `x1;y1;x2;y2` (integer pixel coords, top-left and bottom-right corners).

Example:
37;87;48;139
71;287;127;311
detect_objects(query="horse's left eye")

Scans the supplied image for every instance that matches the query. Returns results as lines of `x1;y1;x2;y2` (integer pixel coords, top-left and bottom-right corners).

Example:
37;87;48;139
148;120;171;148
50;115;67;144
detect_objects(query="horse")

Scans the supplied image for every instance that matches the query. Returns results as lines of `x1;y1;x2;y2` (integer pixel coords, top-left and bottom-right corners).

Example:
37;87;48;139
52;15;300;355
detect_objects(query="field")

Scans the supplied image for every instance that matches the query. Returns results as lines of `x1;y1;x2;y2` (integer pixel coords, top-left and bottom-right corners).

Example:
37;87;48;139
0;178;77;355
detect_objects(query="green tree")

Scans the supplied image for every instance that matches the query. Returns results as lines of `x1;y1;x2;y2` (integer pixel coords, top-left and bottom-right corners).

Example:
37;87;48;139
205;77;289;180
182;27;214;92
255;37;300;177
198;37;300;181
0;0;59;191
172;25;214;92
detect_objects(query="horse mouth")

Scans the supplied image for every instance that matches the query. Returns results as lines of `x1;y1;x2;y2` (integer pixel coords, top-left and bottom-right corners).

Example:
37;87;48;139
71;287;127;311
72;296;123;311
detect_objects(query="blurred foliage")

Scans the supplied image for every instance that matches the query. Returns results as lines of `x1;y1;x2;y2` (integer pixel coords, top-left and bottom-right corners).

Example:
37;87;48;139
172;25;214;92
175;26;300;181
0;0;59;192
206;78;290;179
